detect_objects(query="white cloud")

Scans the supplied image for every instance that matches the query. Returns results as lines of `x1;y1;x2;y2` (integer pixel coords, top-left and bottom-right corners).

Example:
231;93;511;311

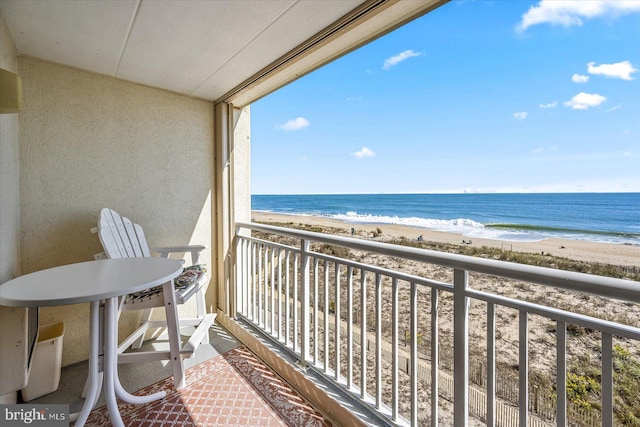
513;112;528;120
571;74;589;83
532;145;559;154
563;92;607;110
587;61;638;80
516;0;640;32
279;117;310;131
352;147;376;158
382;50;422;70
539;101;558;109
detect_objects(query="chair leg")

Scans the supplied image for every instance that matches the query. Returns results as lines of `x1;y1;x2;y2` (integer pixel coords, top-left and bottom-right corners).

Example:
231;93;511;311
162;280;185;389
130;308;153;349
195;287;206;318
195;288;209;345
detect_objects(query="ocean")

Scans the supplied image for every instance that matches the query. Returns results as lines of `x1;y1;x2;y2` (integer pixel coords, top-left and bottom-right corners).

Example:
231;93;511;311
252;193;640;245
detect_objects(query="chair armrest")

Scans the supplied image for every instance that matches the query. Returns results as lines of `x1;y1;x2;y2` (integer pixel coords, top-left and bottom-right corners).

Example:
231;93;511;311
152;245;207;264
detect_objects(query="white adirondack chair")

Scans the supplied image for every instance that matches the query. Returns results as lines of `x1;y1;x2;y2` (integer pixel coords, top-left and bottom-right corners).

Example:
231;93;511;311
91;208;215;389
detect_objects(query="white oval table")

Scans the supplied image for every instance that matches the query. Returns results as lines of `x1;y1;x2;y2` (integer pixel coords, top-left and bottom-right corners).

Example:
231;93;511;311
0;258;184;427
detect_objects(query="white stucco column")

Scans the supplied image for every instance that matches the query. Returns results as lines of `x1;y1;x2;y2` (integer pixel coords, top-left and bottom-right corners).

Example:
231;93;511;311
214;102;250;316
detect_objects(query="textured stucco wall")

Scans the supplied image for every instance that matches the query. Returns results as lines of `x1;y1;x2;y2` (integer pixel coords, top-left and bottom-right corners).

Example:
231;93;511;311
18;57;215;366
0;9;28;403
0;8;20;283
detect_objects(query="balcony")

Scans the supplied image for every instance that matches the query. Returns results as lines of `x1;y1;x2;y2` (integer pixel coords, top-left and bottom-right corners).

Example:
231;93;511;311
24;221;640;426
232;221;640;427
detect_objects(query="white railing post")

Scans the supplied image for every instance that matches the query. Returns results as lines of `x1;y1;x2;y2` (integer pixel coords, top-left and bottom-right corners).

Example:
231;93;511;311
300;238;310;366
410;281;418;426
375;273;382;410
556;320;567;427
519;311;529;427
323;259;330;372
487;302;496;427
314;258;319;365
392;277;399;421
602;333;613;427
347;266;353;389
335;263;341;382
360;268;367;399
453;268;469;427
431;287;439;427
234;236;241;318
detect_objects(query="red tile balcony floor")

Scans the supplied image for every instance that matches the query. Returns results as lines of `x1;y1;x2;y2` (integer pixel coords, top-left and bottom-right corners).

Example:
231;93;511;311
85;346;332;426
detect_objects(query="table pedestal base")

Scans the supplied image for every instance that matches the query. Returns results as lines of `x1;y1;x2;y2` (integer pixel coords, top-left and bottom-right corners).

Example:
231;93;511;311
71;298;166;426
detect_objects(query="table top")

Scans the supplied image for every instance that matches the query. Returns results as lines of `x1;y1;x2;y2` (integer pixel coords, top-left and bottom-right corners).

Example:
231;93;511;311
0;258;183;307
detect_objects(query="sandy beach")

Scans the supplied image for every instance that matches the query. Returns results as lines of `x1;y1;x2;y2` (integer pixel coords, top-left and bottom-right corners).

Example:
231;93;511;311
253;211;640;267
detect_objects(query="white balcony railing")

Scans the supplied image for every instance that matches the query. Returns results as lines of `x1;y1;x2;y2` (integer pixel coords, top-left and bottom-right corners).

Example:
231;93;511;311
234;221;640;427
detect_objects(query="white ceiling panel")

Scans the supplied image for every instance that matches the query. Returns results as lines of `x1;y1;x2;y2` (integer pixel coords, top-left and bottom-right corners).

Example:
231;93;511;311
1;0;139;75
192;0;365;100
116;0;296;95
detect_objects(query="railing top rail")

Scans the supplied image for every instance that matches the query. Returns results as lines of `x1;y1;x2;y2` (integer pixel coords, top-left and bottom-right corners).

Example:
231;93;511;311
468;289;640;340
236;221;640;304
238;233;453;292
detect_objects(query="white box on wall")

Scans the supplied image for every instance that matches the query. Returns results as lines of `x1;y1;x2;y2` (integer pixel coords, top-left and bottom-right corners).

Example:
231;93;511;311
0;306;29;403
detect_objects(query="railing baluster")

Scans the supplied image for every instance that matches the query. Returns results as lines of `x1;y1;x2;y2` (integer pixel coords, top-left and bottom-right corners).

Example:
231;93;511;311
258;244;263;326
234;237;240;317
361;268;367;400
431;287;439;427
236;238;242;316
277;249;282;341
487;302;496;427
602;333;613;427
250;241;256;321
262;246;269;329
392;277;399;421
347;266;353;389
557;320;567;427
519;311;528;427
335;263;341;382
324;259;330;373
375;272;382;410
285;251;291;347
453;269;469;427
314;257;319;366
293;252;299;352
270;247;275;333
301;239;310;365
244;240;249;316
410;281;418;426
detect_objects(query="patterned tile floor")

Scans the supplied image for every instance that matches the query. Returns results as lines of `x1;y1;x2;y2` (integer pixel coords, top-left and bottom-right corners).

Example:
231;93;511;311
85;347;332;426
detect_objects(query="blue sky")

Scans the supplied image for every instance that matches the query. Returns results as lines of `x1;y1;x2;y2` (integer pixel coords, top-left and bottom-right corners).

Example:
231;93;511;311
251;0;640;195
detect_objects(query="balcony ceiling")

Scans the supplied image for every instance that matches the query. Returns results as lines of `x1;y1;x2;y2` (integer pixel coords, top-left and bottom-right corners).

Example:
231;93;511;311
0;0;369;102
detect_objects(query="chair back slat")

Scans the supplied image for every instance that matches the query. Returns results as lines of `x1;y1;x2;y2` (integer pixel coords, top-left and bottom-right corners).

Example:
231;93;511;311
134;223;151;257
98;209;126;258
122;216;145;257
98;208;149;259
